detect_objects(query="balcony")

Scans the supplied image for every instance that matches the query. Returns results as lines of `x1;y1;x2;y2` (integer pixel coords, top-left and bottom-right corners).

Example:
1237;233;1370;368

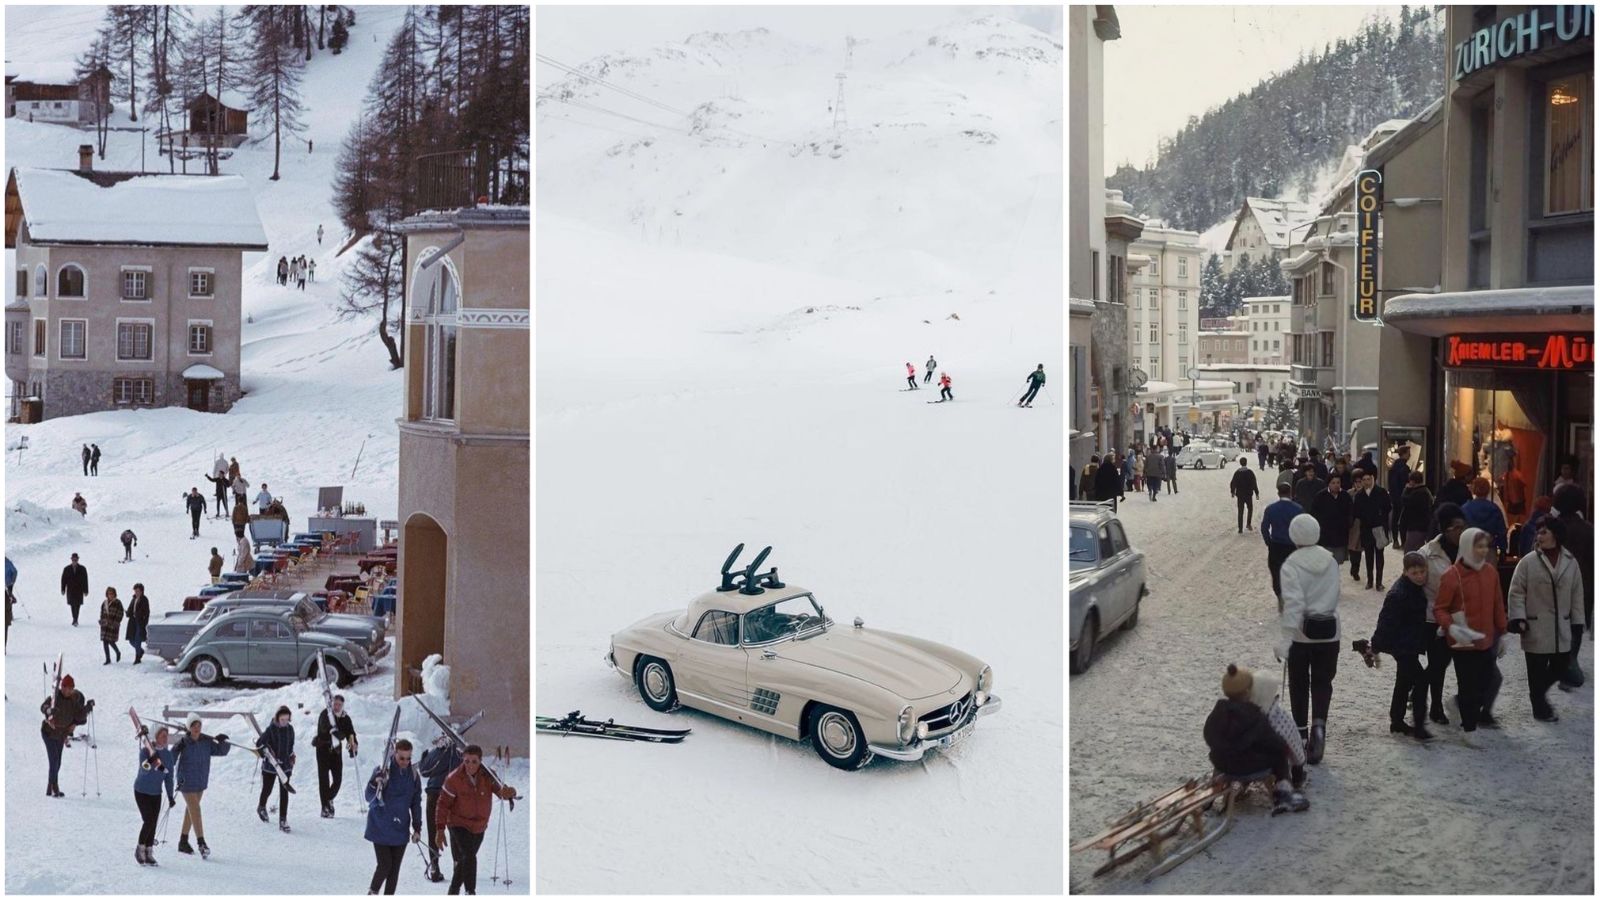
414;148;529;214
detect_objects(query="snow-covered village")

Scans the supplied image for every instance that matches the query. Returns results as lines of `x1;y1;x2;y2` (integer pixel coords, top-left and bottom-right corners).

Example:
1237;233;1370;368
536;5;1062;895
1070;4;1593;893
3;5;528;894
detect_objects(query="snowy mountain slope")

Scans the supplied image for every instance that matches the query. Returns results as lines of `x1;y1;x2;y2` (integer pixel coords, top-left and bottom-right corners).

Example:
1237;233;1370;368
4;7;528;893
537;13;1062;895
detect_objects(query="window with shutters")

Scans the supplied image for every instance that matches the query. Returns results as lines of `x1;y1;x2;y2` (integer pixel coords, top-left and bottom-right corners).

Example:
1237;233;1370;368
58;320;86;360
188;269;214;298
188;322;213;355
117;321;153;361
113;377;154;405
6;321;22;354
121;269;149;301
33;319;45;357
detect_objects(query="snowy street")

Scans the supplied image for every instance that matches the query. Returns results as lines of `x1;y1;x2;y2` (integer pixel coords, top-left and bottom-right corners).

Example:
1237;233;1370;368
1069;464;1594;893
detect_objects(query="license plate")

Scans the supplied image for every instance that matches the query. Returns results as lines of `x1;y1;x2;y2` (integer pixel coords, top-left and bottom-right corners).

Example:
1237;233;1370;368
935;719;976;750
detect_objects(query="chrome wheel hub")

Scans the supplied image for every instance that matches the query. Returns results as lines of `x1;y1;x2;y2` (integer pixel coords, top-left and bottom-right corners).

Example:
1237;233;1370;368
643;663;670;701
196;660;218;683
818;712;856;757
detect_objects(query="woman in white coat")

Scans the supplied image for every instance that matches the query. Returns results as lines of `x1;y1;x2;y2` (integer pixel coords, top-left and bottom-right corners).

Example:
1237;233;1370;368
1507;517;1586;722
1278;513;1343;764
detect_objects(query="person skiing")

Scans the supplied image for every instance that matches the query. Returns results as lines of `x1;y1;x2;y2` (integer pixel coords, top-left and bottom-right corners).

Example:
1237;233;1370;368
185;487;207;539
120;528;138;563
60;553;89;626
90;443;101;476
126;583;150;664
204;470;231;518
99;586;125;664
317;223;324;245
904;362;918;390
1230;456;1260;533
173;714;231;857
365;738;423;895
924;356;936;385
418;736;462;883
133;723;177;866
938;371;953;401
1018;364;1045;407
81;443;91;476
256;706;296;832
436;744;519;895
208;547;225;584
1507;517;1584;723
1278;513;1343;765
256;483;274;513
72;492;88;516
40;673;92;797
1260;483;1303;607
1366;553;1437;742
5;555;15;649
232;497;251;540
314;694;359;818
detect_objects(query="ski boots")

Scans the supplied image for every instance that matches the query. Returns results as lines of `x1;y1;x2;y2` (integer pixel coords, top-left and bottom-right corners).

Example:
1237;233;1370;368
428;852;446;883
177;835;194;855
258;806;268;822
321;804;334;818
280;822;291;833
144;844;159;866
136;844;148;866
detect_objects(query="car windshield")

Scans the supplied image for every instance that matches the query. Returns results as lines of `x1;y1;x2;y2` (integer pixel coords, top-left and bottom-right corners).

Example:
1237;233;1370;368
1069;526;1098;570
294;597;326;625
741;594;827;645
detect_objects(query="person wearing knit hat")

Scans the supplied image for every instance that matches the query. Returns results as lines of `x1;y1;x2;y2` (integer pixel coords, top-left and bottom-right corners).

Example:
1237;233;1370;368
1436;461;1473;508
1203;664;1309;815
1277;513;1342;765
1508;517;1586;722
256;706;297;832
1433;527;1507;738
40;672;92;798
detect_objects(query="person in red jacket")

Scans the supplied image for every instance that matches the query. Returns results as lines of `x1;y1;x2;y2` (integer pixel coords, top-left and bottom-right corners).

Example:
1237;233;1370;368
1432;527;1508;737
904;362;918;390
938;372;953;401
436;745;518;896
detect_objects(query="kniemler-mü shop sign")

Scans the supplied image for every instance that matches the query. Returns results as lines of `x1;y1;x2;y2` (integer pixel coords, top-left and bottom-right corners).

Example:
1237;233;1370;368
1446;333;1594;370
1454;5;1593;80
1355;169;1380;322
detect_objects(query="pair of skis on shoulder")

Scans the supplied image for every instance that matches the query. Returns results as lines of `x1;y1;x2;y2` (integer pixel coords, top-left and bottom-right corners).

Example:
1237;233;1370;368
537;711;690;743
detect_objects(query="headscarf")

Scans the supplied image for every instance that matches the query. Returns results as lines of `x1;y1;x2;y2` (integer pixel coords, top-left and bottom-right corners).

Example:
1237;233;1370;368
1457;527;1490;570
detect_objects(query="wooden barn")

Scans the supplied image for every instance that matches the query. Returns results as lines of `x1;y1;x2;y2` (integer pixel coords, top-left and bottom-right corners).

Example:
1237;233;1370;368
185;91;251;147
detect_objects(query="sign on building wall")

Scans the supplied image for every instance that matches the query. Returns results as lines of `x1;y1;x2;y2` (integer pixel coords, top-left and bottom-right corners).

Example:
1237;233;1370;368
1445;333;1594;370
1454;5;1594;80
1354;169;1381;322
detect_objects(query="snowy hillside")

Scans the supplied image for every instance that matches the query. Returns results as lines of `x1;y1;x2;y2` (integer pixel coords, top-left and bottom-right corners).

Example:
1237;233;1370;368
4;7;528;893
537;12;1062;895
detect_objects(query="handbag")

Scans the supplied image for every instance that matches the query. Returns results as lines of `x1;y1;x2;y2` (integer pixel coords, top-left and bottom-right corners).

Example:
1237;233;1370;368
1370;525;1390;547
1302;611;1338;641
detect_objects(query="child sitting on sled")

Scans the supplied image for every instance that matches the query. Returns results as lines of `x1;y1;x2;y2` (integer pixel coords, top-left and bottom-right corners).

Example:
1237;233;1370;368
1203;664;1309;814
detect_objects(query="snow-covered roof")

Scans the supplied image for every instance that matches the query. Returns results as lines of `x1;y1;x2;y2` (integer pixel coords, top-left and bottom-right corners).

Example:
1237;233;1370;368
1384;285;1593;337
182;364;226;380
1228;197;1317;252
191;89;253;111
5;59;80;85
8;168;269;249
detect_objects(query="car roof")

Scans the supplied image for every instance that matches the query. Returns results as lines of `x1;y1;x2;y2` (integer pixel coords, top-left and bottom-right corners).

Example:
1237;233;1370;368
683;584;815;624
1069;503;1116;526
218;590;307;602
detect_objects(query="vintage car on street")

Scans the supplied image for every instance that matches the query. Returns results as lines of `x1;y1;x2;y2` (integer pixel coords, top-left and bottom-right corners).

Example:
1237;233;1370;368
171;608;373;687
1070;502;1146;675
606;546;1001;770
145;590;388;664
1174;443;1224;469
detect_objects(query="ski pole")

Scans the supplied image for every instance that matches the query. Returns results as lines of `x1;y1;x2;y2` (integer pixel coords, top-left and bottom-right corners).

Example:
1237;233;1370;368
1043;385;1056;406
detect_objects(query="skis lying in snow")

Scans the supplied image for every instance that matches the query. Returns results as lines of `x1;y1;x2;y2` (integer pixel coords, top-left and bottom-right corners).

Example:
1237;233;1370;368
536;712;690;743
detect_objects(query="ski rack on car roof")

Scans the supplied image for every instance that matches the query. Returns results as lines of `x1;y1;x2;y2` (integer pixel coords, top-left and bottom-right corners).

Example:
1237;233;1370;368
716;543;787;596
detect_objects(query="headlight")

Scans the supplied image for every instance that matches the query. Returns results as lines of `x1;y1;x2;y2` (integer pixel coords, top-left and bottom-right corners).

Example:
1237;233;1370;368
916;722;929;740
977;665;992;694
897;705;915;743
975;690;989;707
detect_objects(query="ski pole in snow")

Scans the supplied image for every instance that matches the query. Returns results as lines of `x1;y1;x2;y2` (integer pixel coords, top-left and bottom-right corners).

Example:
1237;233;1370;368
1042;385;1056;406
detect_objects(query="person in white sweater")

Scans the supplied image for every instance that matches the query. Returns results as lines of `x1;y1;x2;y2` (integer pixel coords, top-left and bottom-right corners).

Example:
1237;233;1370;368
1277;513;1342;765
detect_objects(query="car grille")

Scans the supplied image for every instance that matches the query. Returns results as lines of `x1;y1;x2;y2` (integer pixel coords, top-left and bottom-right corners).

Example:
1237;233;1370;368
918;693;973;734
750;688;780;716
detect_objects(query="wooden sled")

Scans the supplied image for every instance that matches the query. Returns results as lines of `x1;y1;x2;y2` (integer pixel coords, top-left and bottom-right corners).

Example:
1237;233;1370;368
1071;770;1277;883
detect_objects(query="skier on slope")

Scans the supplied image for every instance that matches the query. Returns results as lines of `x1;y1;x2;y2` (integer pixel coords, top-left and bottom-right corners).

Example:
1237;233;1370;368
41;673;93;797
904;362;918;390
120;528;138;563
173;713;232;858
256;705;296;832
204;470;232;518
418;735;463;882
364;738;423;895
185;487;207;539
314;693;359;818
938;372;953;402
133;723;177;866
1018;364;1046;407
5;556;15;650
924;355;937;385
435;744;519;895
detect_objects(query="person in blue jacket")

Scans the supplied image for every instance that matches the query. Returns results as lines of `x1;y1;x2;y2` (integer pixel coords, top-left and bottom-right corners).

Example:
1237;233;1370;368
133;724;177;866
417;737;463;883
1462;477;1509;556
172;714;232;859
6;555;16;649
256;705;296;832
1260;483;1304;609
364;738;423;895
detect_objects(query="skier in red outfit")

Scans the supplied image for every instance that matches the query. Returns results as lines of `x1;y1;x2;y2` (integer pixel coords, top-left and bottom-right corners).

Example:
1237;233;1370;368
905;362;918;390
938;372;953;401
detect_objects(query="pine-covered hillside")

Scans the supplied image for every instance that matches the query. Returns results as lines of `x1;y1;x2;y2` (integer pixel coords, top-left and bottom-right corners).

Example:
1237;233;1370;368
1108;6;1443;230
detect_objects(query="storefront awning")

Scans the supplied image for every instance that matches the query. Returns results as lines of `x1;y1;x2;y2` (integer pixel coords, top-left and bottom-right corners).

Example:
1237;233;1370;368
1384;285;1593;337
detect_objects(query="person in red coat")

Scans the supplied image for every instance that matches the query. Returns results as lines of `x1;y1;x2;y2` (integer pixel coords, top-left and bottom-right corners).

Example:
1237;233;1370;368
938;372;953;402
1433;527;1508;736
904;362;918;390
436;745;518;895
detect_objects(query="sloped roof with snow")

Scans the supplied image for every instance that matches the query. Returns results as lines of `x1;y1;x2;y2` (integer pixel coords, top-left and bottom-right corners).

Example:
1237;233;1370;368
1229;197;1317;251
7;168;269;249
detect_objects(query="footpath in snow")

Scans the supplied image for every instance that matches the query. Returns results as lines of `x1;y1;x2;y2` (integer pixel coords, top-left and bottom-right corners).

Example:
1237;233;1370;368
1069;465;1594;894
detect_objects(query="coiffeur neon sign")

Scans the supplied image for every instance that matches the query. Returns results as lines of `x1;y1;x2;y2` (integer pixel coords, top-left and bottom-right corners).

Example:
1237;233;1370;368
1355;169;1381;322
1446;333;1594;370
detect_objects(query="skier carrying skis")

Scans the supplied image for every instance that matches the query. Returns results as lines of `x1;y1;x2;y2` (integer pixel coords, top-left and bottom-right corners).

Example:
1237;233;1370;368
173;714;232;858
435;744;519;896
120;528;138;563
904;362;918;390
61;552;88;626
256;706;296;832
41;673;93;797
418;736;462;883
314;694;359;818
185;487;207;539
1018;364;1046;407
133;724;176;866
924;355;937;384
938;372;953;402
364;738;423;895
99;586;124;664
126;583;150;664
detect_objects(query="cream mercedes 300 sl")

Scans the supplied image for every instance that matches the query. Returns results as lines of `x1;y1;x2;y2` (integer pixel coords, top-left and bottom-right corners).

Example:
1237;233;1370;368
605;545;1001;770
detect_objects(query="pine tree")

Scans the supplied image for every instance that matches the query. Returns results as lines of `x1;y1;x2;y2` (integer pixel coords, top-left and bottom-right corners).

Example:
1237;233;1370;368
338;228;406;369
74;37;115;157
1198;253;1225;315
103;5;154;122
240;5;306;181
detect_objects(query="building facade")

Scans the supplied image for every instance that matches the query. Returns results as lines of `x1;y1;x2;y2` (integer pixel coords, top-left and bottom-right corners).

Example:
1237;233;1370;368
1243;295;1291;364
1128;224;1203;384
1223;197;1315;275
4;149;265;421
5;70;111;125
1197;330;1248;365
393;206;530;754
1385;5;1593;528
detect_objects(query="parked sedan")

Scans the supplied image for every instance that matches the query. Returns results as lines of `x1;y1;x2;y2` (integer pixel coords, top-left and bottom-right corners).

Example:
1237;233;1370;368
146;590;387;663
172;609;373;687
1175;443;1224;469
1070;503;1146;674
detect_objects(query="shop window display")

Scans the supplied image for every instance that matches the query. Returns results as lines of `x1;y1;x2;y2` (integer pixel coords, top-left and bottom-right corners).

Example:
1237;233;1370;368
1443;369;1546;532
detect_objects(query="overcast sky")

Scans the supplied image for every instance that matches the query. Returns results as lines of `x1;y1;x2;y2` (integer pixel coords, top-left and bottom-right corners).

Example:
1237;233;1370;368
537;5;1062;64
1104;5;1397;175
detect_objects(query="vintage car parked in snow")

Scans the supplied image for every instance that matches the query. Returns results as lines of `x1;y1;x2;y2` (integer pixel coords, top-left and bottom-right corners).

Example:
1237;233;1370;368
1070;502;1146;675
172;608;373;687
1174;443;1224;469
145;590;387;664
606;546;1001;770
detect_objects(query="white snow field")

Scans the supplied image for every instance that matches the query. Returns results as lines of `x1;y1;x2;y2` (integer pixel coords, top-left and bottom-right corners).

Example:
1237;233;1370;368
1069;466;1594;893
4;6;527;893
536;12;1062;895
